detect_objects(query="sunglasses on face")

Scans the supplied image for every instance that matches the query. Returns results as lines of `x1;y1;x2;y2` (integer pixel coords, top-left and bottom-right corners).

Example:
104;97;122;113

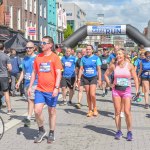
40;42;50;45
26;47;34;50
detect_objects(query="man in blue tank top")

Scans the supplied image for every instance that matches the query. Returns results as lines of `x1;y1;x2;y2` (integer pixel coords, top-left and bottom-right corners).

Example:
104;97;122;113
60;48;77;106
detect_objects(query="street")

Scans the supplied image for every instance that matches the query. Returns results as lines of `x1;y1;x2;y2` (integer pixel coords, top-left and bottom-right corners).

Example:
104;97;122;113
0;87;150;150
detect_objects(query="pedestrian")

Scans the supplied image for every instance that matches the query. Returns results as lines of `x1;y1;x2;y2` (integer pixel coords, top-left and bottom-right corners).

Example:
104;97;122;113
0;42;15;114
104;49;139;141
59;47;76;106
28;36;62;143
10;49;21;97
16;42;37;127
78;45;102;117
75;48;86;109
138;51;150;109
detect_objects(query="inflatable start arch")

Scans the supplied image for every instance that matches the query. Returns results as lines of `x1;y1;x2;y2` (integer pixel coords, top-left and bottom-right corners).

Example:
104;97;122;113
62;24;150;50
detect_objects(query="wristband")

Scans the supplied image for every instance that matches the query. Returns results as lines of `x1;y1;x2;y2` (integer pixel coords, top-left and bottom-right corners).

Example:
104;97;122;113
55;86;59;89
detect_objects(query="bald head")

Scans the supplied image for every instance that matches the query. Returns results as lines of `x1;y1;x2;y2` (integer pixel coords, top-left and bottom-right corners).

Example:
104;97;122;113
26;41;34;47
26;41;35;56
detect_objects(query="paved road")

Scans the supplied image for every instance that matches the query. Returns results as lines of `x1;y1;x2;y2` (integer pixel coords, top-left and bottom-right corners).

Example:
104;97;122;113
0;87;150;150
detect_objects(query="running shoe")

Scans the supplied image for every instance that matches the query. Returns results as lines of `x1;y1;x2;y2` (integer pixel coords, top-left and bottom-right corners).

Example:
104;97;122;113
126;131;133;141
59;101;67;106
75;103;81;109
145;104;149;109
47;132;55;143
120;112;125;118
68;101;73;106
105;89;108;95
102;93;106;97
87;110;93;117
34;130;47;143
115;130;123;140
93;107;98;116
23;118;31;127
7;109;16;115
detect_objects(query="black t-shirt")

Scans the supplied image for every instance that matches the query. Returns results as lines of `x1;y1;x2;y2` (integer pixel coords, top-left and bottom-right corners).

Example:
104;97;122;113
100;55;109;70
76;58;81;69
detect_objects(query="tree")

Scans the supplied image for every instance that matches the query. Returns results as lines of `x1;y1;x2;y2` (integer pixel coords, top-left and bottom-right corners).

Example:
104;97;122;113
64;24;73;39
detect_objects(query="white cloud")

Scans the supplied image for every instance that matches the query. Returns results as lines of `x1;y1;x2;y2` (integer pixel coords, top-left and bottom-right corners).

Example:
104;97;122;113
64;0;150;31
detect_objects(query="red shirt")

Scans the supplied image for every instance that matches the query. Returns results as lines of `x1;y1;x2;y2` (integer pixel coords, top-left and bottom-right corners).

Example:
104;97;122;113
34;52;62;92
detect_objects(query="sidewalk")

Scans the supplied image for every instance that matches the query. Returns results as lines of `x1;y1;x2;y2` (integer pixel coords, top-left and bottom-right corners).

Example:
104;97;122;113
0;87;150;150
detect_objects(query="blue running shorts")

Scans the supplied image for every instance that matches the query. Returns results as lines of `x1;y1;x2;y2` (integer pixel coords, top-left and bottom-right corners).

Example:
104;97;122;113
35;90;59;107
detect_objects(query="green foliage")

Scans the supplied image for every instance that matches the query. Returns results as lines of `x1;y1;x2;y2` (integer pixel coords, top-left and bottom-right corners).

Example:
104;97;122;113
64;24;73;39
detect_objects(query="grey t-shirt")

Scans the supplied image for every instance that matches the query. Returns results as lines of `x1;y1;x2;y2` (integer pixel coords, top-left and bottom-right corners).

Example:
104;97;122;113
0;51;11;77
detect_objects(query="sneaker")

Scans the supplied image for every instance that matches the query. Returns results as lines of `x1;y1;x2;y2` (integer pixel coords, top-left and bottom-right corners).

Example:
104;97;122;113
7;109;16;115
115;130;123;140
87;110;93;117
105;89;108;95
34;130;47;143
126;131;133;141
75;103;81;109
22;94;27;100
93;107;98;116
47;132;55;143
120;112;125;118
23;118;31;127
145;104;149;109
59;101;67;106
68;101;72;106
102;93;106;97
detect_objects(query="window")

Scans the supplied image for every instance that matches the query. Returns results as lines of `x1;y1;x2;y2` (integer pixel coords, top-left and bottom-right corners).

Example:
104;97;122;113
40;4;42;17
34;23;36;40
34;0;36;14
44;26;46;36
25;20;28;38
40;25;42;40
30;21;32;27
44;6;46;18
9;5;13;28
17;9;21;30
29;0;32;12
25;0;28;10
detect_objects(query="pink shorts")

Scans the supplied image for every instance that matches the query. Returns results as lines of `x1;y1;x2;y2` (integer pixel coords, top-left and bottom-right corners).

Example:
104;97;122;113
112;87;131;99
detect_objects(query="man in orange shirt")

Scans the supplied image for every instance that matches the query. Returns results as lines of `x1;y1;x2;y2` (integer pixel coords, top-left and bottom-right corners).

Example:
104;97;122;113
28;36;62;143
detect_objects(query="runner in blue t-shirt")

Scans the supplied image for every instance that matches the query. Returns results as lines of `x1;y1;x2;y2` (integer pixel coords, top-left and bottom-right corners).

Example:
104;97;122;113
138;51;150;109
134;52;145;96
60;48;76;106
78;45;102;117
16;42;37;127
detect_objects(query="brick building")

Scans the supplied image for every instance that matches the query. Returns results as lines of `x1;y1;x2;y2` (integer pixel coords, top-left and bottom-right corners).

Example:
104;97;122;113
0;0;22;30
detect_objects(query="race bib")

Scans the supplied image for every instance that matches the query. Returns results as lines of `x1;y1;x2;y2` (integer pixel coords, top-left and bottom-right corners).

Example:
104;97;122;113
39;62;51;72
85;68;94;75
102;59;107;64
144;71;150;76
65;62;72;67
116;78;129;87
24;73;31;80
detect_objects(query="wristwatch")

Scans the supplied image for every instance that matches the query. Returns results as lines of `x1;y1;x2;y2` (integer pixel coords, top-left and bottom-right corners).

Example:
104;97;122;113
55;86;59;89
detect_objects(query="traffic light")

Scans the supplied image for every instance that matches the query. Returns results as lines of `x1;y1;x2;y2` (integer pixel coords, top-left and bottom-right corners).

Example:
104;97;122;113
0;0;3;5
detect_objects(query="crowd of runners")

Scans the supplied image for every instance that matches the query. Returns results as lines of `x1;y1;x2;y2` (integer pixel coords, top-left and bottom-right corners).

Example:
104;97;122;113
0;36;150;143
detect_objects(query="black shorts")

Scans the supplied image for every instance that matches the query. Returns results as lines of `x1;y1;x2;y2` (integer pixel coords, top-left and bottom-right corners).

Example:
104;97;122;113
82;76;97;85
0;77;9;92
61;77;75;89
141;77;150;81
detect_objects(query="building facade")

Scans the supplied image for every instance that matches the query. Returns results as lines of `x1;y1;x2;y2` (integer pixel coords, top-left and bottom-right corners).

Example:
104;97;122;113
38;0;47;40
22;0;39;40
0;0;23;31
63;3;86;31
47;0;57;43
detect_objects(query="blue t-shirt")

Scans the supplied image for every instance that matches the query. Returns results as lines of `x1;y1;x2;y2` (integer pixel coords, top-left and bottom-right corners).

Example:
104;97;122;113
80;54;102;78
108;53;116;63
134;58;143;70
141;59;150;79
22;55;37;87
61;55;76;78
10;56;21;75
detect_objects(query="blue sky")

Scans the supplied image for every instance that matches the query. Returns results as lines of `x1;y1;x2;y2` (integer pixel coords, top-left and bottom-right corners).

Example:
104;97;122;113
64;0;150;32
